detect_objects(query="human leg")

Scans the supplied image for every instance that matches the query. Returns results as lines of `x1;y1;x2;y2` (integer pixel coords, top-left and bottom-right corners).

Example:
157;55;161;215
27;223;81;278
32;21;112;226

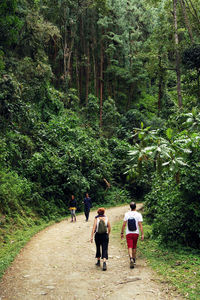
132;235;139;265
70;209;74;222
126;234;138;268
101;233;109;271
132;234;138;262
132;249;136;259
126;234;133;258
101;233;109;260
128;247;133;259
72;209;76;222
84;209;89;221
95;233;101;261
87;209;90;221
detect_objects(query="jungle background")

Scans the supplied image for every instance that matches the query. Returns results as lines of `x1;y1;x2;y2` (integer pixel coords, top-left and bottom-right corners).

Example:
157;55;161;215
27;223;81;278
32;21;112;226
0;0;200;272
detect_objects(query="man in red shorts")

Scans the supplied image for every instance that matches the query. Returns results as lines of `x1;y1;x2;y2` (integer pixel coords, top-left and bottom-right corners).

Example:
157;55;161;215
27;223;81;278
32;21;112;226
121;202;144;268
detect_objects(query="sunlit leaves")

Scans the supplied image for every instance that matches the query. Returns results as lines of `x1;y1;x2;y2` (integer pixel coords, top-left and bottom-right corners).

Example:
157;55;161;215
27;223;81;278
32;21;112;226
126;119;198;183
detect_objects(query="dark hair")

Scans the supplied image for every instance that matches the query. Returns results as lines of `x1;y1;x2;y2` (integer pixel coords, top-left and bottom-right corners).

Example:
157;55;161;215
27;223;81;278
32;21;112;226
130;202;136;210
97;207;105;215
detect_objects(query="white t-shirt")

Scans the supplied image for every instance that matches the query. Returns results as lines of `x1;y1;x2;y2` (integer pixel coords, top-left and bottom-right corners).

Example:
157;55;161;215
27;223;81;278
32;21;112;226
124;211;143;235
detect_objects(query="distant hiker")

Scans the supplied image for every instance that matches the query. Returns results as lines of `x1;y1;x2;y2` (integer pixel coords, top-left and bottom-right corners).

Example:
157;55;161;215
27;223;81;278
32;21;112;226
121;202;144;269
83;193;92;221
69;195;77;222
91;207;111;271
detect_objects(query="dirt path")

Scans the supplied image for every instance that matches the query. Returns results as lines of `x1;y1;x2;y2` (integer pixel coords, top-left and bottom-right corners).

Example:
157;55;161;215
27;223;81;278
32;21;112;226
0;205;184;300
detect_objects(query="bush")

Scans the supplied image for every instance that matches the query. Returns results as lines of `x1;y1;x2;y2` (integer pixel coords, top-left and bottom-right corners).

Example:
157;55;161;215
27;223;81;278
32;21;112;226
104;186;130;206
145;173;200;248
0;169;32;215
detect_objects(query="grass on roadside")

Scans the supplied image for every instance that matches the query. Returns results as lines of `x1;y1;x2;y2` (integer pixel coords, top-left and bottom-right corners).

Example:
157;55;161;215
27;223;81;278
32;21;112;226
112;219;200;300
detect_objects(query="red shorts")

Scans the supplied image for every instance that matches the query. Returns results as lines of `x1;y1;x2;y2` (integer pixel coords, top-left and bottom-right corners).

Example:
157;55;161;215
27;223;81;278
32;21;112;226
126;233;139;249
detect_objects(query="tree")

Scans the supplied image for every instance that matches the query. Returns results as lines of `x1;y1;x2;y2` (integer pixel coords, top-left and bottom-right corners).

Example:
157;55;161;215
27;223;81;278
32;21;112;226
173;0;182;108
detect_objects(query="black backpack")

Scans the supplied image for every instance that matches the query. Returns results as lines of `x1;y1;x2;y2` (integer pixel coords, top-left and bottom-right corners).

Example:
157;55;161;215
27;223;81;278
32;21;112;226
127;217;137;231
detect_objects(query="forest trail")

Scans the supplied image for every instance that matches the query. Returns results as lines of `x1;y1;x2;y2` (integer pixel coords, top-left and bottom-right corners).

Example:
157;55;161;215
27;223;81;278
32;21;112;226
0;205;184;300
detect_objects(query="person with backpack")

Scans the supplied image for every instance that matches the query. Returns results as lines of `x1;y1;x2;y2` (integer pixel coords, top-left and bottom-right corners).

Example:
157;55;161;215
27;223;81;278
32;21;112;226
90;207;111;271
83;193;92;222
69;195;77;222
121;202;144;269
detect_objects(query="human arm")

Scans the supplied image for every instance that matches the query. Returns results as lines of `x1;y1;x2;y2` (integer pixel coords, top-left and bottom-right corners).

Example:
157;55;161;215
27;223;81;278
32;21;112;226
91;218;97;243
138;221;144;240
121;221;127;239
107;220;111;235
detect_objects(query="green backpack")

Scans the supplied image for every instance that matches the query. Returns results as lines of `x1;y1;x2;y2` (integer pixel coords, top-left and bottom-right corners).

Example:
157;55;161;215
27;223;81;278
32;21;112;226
97;219;107;234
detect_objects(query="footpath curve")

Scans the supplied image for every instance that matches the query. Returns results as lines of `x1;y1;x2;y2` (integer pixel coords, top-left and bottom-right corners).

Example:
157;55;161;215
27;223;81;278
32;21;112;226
0;204;183;300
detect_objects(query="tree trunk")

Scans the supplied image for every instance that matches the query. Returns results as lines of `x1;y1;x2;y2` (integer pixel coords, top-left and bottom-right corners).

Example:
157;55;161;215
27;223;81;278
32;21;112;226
173;0;183;108
197;69;200;100
63;33;67;80
187;0;200;24
75;49;80;98
92;46;96;96
158;55;165;115
126;83;134;111
180;0;194;43
85;43;90;105
66;32;75;85
79;14;84;101
100;37;103;129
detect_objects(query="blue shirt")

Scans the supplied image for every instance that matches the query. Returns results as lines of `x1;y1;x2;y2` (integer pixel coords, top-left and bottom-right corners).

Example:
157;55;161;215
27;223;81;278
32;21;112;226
84;197;92;210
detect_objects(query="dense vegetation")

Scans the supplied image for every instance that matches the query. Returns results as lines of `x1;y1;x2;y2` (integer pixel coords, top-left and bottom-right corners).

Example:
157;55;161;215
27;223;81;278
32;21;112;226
0;0;200;253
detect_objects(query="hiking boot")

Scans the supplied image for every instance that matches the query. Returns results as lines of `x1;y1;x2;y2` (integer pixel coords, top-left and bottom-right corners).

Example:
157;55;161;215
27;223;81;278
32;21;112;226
96;260;100;266
130;259;134;269
103;262;107;271
133;258;136;265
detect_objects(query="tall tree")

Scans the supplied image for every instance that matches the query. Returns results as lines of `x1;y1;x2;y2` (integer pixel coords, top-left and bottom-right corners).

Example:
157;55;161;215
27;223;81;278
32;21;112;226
173;0;182;108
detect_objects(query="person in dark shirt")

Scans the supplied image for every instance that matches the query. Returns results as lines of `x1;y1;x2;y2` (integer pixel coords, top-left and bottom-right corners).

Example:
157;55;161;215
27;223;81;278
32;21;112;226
69;195;77;222
83;193;92;221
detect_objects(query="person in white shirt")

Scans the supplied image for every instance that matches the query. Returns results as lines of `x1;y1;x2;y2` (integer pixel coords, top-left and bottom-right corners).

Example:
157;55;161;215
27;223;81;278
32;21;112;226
121;202;144;269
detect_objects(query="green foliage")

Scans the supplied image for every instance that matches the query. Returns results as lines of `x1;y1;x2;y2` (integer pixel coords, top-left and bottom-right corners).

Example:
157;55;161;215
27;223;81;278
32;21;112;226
0;74;21;125
145;164;200;248
65;88;80;110
126;114;200;248
0;0;200;273
104;187;130;206
0;0;23;47
118;109;145;139
0;50;5;71
102;98;120;137
83;94;100;130
182;45;200;70
0;168;32;215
